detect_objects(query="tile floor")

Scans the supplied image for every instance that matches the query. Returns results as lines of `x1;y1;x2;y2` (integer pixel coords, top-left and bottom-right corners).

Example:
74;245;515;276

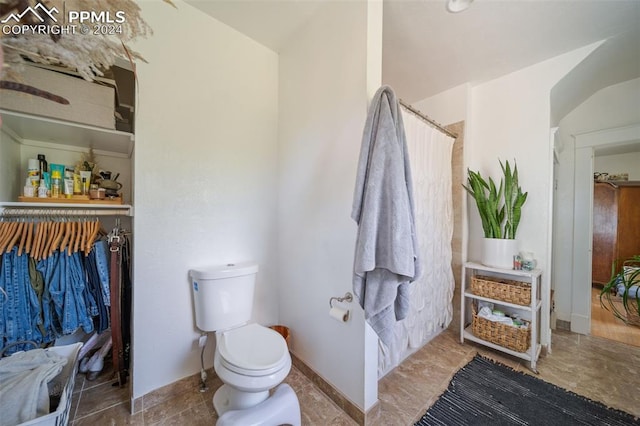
70;323;640;425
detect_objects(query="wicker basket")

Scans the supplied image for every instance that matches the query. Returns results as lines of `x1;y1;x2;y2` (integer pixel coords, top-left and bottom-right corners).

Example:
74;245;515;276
471;275;531;306
471;306;531;352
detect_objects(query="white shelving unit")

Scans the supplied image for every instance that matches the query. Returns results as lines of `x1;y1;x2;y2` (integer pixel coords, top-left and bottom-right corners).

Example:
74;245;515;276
460;261;542;372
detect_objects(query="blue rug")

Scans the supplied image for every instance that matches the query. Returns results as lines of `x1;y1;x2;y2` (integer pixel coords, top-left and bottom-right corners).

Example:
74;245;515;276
415;355;639;426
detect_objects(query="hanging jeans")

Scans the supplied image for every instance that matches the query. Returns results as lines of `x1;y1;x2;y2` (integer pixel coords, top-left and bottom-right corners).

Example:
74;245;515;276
83;249;109;334
45;252;94;336
36;251;59;341
1;248;43;354
93;240;111;307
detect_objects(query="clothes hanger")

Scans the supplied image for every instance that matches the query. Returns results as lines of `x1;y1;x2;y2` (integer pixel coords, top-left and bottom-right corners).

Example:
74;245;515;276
54;219;65;254
59;221;71;252
32;221;45;260
81;220;89;255
67;221;75;256
0;221;9;252
6;221;24;253
25;221;33;255
34;221;45;260
0;221;18;253
43;220;60;259
87;219;96;252
0;220;7;249
50;218;65;255
18;219;28;256
29;221;39;259
40;221;53;259
73;219;83;254
88;219;99;255
0;219;9;246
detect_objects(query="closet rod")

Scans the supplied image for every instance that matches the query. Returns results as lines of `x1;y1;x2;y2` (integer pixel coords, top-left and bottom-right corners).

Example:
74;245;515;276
1;207;130;217
399;100;458;139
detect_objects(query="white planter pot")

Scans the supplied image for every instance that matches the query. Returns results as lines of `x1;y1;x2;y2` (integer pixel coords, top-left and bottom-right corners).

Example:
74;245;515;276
481;238;519;270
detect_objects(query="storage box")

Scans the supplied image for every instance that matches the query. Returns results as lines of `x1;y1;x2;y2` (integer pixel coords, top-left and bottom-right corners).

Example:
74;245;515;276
471;275;531;306
18;343;83;426
0;65;115;129
471;307;530;353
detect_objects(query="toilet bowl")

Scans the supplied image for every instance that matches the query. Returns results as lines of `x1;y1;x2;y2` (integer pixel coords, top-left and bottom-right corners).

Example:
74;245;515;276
190;263;300;425
213;323;291;414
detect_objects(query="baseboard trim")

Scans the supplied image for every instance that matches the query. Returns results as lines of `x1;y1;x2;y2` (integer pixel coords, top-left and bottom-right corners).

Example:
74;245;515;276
290;352;364;425
556;319;571;331
131;396;143;414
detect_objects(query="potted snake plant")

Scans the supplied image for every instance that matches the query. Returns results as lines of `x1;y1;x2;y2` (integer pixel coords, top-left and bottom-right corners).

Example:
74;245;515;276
463;160;528;269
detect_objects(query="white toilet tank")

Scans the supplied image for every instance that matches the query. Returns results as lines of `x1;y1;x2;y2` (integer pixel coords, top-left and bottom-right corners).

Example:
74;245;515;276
190;262;259;332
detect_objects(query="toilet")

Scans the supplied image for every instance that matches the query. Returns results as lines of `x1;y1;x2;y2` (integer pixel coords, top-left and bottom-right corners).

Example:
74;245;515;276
190;262;300;426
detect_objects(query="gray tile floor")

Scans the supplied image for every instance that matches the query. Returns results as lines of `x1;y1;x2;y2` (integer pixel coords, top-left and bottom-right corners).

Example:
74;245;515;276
70;323;640;425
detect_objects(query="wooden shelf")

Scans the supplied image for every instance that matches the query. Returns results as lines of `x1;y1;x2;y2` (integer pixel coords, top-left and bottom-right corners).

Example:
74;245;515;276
0;109;133;158
17;196;123;205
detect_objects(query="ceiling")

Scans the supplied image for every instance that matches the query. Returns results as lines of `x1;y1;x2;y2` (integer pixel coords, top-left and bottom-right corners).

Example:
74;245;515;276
185;0;639;103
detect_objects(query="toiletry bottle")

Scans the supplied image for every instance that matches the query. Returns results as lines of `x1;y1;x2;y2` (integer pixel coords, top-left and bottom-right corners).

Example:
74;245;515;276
37;154;48;180
42;172;51;197
64;168;74;198
51;170;61;198
27;158;39;186
73;173;82;195
23;178;35;197
38;180;48;198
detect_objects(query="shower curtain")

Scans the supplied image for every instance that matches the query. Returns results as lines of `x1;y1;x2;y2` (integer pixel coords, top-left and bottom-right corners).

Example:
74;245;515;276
378;108;455;376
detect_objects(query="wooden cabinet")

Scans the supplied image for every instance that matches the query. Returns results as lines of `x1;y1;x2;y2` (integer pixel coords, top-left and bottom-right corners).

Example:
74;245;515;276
592;181;640;285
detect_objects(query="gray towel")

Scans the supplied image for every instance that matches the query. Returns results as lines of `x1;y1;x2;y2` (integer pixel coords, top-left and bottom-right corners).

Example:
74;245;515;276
351;85;421;347
0;348;67;425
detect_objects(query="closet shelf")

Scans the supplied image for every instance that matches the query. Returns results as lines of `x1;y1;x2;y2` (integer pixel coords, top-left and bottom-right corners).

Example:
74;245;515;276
0;108;134;158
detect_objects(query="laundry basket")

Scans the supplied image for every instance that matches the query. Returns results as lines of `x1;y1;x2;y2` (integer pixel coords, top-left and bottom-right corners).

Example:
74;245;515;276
18;343;83;426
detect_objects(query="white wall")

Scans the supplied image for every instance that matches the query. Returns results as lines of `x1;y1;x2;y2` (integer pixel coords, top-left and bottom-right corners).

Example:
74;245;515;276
466;45;596;265
553;78;640;323
277;1;380;411
132;1;279;400
595;152;640;180
0;129;21;201
412;83;470;126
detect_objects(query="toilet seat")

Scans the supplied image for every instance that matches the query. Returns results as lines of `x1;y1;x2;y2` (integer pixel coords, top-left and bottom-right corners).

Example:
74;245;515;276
218;323;289;377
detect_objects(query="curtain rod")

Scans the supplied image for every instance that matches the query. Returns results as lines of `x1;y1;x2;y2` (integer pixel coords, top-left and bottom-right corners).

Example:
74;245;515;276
399;100;458;139
1;207;130;217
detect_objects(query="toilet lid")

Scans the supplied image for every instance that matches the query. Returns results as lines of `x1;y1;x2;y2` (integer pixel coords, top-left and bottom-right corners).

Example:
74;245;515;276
218;324;288;376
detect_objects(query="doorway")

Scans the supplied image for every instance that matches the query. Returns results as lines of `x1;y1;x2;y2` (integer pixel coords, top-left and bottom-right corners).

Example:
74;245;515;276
590;144;640;347
570;126;640;343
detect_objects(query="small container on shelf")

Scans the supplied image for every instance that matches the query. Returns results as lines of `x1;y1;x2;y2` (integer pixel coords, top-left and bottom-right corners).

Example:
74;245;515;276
89;187;106;200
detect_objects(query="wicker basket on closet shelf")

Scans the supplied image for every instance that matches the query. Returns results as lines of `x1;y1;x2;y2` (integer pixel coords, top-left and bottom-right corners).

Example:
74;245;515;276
470;275;531;306
471;304;531;353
